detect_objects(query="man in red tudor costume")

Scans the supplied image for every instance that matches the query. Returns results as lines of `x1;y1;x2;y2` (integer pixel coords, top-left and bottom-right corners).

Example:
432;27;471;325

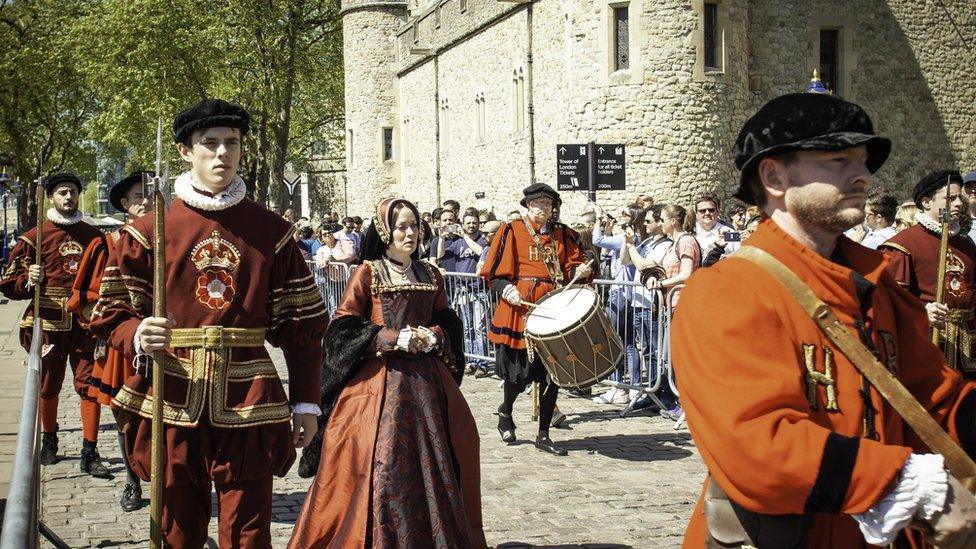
879;170;976;379
0;172;108;477
91;99;328;548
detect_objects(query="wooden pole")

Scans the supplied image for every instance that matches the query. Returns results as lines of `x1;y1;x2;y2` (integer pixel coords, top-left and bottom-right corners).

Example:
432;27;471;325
33;185;44;320
149;120;167;548
932;177;952;345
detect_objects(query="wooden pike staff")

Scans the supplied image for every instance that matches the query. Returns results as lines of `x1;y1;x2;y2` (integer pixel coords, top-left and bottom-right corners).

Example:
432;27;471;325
33;177;45;324
932;176;952;345
148;120;168;549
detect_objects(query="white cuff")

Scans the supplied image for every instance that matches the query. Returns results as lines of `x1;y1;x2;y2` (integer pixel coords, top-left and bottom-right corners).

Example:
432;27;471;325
417;326;437;352
133;322;145;354
853;453;948;545
292;403;322;416
395;327;412;352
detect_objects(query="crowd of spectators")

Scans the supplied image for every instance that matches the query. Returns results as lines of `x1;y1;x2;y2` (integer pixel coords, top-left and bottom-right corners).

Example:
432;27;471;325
283;178;948;425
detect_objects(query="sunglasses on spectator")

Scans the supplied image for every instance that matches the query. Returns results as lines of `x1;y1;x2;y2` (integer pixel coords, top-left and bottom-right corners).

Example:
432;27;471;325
698;208;716;214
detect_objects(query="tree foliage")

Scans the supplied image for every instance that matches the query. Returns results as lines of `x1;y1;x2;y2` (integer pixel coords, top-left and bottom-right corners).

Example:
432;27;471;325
0;0;344;228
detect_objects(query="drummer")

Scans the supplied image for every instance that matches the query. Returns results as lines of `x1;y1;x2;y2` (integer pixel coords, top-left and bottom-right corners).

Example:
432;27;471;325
480;183;593;456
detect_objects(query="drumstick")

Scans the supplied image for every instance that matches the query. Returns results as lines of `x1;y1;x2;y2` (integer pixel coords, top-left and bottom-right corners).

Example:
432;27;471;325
558;258;595;295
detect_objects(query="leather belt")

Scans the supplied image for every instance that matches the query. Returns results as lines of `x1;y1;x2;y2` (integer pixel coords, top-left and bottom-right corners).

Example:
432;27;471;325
517;276;552;282
170;326;266;349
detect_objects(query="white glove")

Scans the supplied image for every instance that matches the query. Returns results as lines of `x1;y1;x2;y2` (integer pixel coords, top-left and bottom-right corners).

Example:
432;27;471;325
502;284;522;306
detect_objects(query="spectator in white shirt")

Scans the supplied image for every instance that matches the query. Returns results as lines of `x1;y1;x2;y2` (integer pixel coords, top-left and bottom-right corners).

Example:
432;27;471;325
693;192;734;254
334;216;361;256
845;187;899;249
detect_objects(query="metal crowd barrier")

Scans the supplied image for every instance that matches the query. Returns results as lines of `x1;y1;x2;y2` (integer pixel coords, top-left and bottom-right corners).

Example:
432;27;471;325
305;260;683;422
0;321;69;549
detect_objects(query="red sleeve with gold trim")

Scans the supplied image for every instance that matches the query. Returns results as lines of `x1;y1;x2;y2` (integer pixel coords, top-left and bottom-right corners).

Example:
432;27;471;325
67;235;109;324
90;225;152;359
0;231;37;300
266;236;328;405
878;243;917;295
672;265;911;516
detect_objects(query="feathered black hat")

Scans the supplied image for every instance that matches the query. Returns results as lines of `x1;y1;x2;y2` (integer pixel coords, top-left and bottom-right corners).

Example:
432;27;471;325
173;99;250;144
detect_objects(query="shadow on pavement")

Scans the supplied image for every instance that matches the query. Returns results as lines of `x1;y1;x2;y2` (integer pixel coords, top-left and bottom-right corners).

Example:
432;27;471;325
498;543;633;549
556;433;693;462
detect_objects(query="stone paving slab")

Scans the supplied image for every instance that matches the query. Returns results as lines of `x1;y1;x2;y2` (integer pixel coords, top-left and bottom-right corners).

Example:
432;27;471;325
26;337;705;548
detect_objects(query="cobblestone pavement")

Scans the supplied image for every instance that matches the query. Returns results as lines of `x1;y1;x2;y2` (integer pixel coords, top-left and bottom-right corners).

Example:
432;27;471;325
37;346;704;548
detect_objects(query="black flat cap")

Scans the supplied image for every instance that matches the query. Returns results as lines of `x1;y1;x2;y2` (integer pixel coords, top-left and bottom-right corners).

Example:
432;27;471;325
912;170;962;208
173;98;250;144
110;171;151;212
520;183;562;208
45;172;83;195
732;93;891;204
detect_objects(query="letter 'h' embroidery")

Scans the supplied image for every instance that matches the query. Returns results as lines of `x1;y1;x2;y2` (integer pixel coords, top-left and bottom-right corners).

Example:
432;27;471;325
803;344;839;412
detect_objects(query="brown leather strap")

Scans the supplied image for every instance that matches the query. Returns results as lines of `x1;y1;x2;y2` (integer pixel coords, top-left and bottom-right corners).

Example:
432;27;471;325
522;218;564;288
734;246;976;491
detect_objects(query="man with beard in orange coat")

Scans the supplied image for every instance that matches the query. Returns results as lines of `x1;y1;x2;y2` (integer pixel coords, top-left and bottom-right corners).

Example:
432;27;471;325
671;93;976;548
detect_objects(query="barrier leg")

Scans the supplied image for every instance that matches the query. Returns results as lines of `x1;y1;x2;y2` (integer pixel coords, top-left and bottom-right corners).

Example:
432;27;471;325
531;383;539;421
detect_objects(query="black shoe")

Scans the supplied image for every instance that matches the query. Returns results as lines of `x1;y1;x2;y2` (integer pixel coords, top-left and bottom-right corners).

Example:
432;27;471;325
80;440;113;479
497;412;516;444
120;482;143;512
534;433;568;456
568;388;592;397
40;432;59;465
631;396;661;413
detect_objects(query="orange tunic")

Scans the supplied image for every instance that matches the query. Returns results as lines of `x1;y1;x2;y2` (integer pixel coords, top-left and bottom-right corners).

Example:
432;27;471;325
67;232;128;406
479;219;586;349
672;219;976;548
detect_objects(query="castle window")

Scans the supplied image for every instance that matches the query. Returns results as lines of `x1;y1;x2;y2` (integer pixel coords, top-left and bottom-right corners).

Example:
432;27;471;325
612;5;629;71
703;2;721;71
513;69;526;134
819;29;840;93
347;129;354;166
382;127;394;162
475;94;486;144
401;116;410;164
440;99;450;153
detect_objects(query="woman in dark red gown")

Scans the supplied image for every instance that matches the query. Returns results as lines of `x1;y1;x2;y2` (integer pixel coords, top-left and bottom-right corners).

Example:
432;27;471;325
290;198;487;549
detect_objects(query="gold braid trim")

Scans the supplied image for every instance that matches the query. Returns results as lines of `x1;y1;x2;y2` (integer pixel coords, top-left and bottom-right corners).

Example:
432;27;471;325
275;225;297;254
121;225;151;250
940;309;975;372
877;242;911;256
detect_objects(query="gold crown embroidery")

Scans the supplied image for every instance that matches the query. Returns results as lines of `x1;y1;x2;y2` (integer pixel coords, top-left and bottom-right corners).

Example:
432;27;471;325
191;230;241;272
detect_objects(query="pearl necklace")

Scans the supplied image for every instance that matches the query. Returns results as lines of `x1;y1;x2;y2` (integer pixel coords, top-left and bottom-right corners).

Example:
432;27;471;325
383;255;411;276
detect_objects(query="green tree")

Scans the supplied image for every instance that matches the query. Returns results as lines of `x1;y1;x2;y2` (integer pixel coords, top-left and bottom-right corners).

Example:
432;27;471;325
0;0;98;228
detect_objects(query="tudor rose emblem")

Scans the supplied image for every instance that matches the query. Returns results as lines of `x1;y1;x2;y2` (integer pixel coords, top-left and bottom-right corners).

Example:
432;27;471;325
191;230;241;310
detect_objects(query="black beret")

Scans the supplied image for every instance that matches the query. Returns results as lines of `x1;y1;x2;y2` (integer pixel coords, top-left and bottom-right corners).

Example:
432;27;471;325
173;99;250;143
912;170;962;208
732;93;891;205
45;172;83;195
520;183;562;208
110;171;151;212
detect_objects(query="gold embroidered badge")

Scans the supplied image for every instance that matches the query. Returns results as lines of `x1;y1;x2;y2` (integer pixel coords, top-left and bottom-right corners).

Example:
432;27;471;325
191;230;241;310
803;344;839;412
59;240;83;275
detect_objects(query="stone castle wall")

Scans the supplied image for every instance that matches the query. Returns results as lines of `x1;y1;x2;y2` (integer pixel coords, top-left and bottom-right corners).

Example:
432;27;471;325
342;0;976;218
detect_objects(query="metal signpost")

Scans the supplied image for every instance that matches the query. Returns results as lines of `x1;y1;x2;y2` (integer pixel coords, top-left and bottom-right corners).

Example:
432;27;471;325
556;142;626;201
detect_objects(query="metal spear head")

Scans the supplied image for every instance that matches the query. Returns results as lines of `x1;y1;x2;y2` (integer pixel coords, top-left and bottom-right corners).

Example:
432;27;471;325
940;174;953;225
150;118;172;209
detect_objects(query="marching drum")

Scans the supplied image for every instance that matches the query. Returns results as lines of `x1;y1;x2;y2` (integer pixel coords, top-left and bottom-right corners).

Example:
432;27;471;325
523;285;624;389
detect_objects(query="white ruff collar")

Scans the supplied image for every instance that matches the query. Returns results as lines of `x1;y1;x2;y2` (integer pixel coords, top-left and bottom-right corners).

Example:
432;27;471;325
174;171;246;211
47;208;83;225
915;211;960;237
